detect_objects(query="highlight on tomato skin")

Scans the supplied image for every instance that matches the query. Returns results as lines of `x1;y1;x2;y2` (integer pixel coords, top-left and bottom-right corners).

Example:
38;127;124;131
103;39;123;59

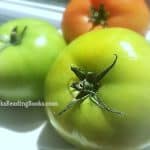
62;0;150;43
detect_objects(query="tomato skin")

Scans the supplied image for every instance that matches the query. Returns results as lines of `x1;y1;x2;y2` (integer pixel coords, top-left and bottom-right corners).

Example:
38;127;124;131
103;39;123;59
62;0;150;42
0;19;66;101
45;28;150;149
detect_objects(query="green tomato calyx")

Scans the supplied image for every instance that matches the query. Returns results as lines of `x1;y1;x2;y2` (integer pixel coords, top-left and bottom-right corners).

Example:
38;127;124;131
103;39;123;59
0;26;27;51
10;26;27;45
58;54;124;116
90;4;109;26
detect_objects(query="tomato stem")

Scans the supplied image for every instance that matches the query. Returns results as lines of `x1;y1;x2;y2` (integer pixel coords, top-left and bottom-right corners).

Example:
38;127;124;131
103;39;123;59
90;4;109;26
10;26;27;45
0;26;27;52
58;54;124;116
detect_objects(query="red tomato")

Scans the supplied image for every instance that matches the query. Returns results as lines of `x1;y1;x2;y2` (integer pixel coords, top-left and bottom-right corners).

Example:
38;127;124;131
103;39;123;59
62;0;150;42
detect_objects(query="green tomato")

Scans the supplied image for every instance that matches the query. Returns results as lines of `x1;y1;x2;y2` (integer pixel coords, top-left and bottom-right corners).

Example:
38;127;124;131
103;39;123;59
0;18;66;101
45;28;150;150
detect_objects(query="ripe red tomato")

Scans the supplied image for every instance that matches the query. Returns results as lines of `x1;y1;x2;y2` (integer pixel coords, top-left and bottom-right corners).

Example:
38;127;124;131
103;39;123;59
62;0;150;42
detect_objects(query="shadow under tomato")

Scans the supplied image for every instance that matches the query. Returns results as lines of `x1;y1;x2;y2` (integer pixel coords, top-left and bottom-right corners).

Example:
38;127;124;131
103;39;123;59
0;106;47;132
37;122;75;150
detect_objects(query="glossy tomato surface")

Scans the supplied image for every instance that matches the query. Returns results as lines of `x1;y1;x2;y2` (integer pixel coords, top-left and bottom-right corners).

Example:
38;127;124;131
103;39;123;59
62;0;150;42
0;18;66;101
45;28;150;150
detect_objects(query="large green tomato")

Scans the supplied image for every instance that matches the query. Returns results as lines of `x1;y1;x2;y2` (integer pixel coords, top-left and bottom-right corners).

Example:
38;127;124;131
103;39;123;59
45;28;150;150
0;19;66;101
